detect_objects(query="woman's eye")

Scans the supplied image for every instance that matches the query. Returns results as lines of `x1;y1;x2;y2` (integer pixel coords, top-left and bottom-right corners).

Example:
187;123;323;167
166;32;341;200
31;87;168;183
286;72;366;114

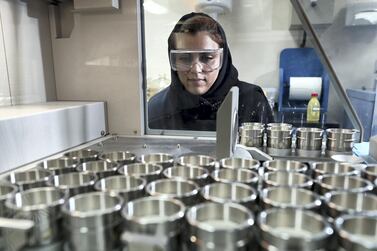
200;54;215;62
177;54;191;63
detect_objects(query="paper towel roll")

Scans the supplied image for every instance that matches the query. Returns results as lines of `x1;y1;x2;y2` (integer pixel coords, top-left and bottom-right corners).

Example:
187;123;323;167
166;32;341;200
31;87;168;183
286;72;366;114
289;77;322;101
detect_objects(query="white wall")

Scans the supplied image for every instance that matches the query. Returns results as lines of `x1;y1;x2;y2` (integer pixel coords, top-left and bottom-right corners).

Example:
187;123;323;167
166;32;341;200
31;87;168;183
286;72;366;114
0;0;56;105
51;0;144;135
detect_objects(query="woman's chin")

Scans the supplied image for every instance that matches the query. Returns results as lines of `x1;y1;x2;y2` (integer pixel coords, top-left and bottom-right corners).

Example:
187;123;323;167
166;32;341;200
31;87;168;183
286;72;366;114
187;87;209;96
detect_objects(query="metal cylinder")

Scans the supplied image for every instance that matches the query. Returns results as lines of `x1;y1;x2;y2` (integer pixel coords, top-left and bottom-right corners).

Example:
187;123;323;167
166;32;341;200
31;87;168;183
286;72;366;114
263;159;308;173
139;153;174;169
4;187;66;246
335;215;377;251
323;191;377;218
94;175;146;203
219;157;260;171
163;165;211;187
0;183;17;217
201;182;258;212
326;128;358;152
176;154;217;172
99;151;136;165
311;162;361;178
146;179;200;206
121;197;185;251
62;191;123;251
5;169;52;191
266;127;292;150
262;171;313;189
361;164;377;182
315;174;373;195
185;202;254;251
258;208;333;251
211;168;259;188
76;160;118;179
260;187;321;211
239;122;265;147
37;157;79;175
64;149;100;163
118;163;163;183
296;127;324;151
47;172;97;197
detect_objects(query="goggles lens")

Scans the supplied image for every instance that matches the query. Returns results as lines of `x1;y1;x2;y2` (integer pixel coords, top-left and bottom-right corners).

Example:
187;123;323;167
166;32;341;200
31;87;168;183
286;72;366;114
170;48;223;72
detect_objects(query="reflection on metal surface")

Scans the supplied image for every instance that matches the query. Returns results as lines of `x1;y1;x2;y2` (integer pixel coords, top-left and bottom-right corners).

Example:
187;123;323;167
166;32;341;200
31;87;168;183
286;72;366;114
346;2;377;26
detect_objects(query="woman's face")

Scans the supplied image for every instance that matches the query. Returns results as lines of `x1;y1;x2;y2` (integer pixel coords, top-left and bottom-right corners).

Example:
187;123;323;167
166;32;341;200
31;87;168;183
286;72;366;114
174;31;221;95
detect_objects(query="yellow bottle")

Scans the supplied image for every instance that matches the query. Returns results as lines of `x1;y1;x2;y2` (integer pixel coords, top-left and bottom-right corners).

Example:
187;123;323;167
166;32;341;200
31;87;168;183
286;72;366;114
307;92;320;123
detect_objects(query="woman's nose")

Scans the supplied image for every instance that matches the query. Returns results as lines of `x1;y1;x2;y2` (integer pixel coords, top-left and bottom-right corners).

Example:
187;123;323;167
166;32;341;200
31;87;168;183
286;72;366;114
189;62;203;73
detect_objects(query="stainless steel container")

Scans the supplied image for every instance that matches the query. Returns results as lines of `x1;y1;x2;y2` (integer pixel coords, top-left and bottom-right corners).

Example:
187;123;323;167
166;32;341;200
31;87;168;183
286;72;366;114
263;159;308;173
0;183;17;216
326;128;359;153
5;169;52;191
315;174;373;195
201;182;258;211
76;160;118;179
63;149;100;163
99;151;136;165
335;215;377;251
139;153;174;169
296;127;324;151
62;191;123;251
262;171;313;189
121;197;185;251
163;165;211;187
4;187;66;247
323;191;377;218
258;208;333;251
118;163;163;183
239;122;265;147
219;157;260;171
37;157;79;175
211;168;259;188
266;126;292;153
260;187;321;211
47;172;97;197
185;202;254;251
311;162;361;178
361;164;377;182
94;175;146;203
176;154;217;172
146;179;200;206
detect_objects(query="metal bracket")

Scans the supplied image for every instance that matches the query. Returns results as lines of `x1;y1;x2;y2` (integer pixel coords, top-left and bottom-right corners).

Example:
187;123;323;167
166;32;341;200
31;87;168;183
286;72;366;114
216;86;239;160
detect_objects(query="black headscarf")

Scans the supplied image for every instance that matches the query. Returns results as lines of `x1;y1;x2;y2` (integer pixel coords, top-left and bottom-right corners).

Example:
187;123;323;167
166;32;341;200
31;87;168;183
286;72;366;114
148;12;274;130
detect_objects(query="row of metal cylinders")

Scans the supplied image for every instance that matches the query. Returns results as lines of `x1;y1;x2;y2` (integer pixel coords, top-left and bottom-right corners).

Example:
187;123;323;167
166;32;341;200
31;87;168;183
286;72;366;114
239;123;359;153
0;152;375;251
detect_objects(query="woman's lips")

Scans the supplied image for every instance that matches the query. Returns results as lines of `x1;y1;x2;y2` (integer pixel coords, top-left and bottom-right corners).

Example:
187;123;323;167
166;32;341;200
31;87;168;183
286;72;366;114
188;79;206;85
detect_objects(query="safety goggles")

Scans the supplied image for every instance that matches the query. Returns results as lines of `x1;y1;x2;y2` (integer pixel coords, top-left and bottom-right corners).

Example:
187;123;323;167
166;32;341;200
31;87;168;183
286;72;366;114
169;48;223;72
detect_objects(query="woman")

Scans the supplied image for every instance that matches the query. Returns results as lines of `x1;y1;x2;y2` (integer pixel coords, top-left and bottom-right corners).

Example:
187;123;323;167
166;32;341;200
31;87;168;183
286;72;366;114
148;12;274;131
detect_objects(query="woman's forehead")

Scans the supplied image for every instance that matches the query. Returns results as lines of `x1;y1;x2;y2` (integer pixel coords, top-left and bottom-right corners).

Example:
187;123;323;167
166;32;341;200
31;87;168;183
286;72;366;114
174;31;220;50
